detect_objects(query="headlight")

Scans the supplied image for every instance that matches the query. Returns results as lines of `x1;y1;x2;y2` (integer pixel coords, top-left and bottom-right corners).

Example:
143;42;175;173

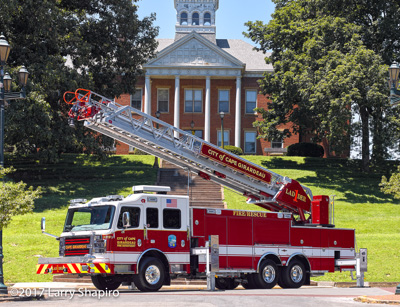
93;236;106;254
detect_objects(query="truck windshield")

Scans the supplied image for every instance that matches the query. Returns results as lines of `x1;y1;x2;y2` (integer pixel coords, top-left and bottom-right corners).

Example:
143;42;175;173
64;205;115;232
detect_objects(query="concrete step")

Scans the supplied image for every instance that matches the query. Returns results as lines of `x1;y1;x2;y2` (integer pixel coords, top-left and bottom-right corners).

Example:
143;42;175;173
168;189;221;199
189;201;225;208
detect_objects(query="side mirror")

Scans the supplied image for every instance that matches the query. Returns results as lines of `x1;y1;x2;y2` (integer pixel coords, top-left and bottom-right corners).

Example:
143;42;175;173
41;217;46;232
40;217;59;239
122;212;131;228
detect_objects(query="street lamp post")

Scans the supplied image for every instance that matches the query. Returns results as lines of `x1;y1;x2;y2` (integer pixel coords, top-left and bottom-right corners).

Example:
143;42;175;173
190;120;195;135
388;62;400;106
388;63;400;295
219;112;225;149
0;34;29;294
153;110;161;168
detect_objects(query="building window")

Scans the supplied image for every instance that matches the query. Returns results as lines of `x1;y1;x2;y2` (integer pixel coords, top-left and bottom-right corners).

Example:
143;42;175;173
192;12;199;25
245;90;257;114
157;88;169;113
185;89;202;113
131;88;142;110
271;138;283;148
204;12;211;25
217;130;229;147
180;12;188;25
218;90;229;113
244;131;257;154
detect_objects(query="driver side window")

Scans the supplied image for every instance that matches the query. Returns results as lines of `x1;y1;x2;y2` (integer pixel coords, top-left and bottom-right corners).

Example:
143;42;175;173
117;207;140;229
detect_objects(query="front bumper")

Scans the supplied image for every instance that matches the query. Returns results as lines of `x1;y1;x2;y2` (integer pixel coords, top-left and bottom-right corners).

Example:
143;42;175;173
37;257;113;274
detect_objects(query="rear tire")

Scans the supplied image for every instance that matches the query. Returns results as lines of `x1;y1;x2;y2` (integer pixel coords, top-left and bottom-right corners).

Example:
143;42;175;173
133;257;165;292
91;275;121;291
253;259;279;289
277;278;289;289
241;274;257;289
280;260;306;289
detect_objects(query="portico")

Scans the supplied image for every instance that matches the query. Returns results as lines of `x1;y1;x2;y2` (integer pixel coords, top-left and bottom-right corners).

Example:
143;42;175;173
143;32;244;146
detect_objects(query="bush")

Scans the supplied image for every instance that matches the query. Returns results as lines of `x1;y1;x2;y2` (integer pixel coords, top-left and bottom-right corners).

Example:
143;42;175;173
287;142;324;157
133;148;150;155
223;145;243;155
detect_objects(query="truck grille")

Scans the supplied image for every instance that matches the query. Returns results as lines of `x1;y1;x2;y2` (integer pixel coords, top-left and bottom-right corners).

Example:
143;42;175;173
64;237;91;256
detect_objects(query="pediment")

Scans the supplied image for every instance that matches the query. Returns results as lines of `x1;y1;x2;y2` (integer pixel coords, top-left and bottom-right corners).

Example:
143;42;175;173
146;33;244;69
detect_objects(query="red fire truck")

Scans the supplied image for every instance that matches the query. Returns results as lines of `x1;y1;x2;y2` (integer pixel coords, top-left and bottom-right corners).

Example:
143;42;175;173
36;89;366;292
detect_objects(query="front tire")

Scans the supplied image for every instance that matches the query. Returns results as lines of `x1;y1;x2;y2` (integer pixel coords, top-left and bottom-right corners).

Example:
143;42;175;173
253;259;279;289
134;257;165;292
91;275;121;291
280;260;306;289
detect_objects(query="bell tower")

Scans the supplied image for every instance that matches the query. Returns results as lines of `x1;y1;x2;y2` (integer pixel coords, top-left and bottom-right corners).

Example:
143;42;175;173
174;0;219;43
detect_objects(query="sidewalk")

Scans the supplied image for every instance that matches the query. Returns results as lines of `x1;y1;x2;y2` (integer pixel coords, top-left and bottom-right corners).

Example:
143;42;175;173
1;282;399;304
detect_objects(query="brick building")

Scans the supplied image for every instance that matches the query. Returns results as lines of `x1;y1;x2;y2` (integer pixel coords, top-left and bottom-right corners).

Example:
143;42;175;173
115;0;299;155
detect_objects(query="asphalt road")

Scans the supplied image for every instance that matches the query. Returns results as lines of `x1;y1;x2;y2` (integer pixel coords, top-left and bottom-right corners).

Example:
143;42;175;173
3;286;394;307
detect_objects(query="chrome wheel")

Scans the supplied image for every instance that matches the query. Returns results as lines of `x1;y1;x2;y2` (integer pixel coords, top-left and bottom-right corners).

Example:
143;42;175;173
253;259;278;289
262;265;276;283
145;265;161;285
290;265;303;283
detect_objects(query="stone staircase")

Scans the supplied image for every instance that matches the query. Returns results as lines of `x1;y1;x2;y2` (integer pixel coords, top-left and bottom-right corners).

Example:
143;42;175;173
157;160;226;209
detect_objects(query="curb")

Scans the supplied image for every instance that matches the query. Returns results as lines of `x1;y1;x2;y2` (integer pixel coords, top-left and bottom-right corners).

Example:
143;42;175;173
355;296;400;305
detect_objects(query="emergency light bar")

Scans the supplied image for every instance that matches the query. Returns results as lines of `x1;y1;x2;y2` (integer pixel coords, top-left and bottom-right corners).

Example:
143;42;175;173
132;185;171;194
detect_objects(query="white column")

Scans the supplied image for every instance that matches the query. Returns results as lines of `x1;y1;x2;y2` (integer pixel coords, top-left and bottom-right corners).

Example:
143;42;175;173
235;76;242;148
174;75;180;138
204;76;211;142
144;75;151;115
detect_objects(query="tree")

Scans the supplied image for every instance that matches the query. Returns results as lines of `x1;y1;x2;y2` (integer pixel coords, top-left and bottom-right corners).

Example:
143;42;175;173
0;0;159;162
381;166;400;200
0;167;41;229
245;0;390;171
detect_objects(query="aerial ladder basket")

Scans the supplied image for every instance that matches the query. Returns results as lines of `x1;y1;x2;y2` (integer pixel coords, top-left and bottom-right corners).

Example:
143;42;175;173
65;88;314;222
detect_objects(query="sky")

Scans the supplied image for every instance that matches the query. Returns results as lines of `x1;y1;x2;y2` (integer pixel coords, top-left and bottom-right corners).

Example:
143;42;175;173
136;0;275;46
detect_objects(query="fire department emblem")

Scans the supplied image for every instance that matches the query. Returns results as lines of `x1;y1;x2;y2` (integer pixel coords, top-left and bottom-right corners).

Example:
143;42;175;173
168;235;177;248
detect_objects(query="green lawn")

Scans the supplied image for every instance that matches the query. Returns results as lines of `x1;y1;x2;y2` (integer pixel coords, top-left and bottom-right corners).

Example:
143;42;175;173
3;154;400;284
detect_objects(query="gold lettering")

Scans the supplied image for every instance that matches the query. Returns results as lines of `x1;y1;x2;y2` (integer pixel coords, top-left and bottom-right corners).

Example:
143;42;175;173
65;245;87;250
117;241;136;248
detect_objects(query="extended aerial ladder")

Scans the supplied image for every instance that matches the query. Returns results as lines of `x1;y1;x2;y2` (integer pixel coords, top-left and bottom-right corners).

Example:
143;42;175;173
65;89;314;222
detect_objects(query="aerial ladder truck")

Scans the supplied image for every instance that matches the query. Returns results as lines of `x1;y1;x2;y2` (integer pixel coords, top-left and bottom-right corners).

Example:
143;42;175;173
36;89;367;292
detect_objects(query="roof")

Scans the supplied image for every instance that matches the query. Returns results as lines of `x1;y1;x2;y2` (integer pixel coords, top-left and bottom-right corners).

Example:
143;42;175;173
216;39;272;72
154;38;272;73
156;39;175;52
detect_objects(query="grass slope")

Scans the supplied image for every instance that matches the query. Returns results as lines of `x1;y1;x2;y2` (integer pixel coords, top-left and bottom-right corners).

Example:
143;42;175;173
3;155;400;283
